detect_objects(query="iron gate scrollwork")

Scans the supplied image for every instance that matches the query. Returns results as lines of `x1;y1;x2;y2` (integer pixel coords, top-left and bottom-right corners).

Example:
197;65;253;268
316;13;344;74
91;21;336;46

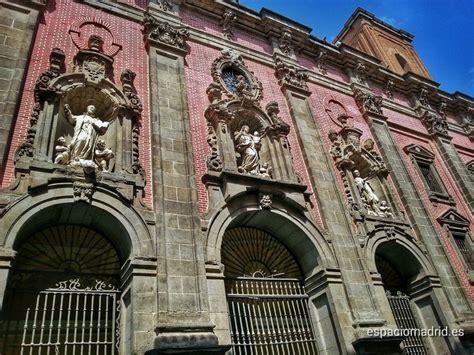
20;279;120;355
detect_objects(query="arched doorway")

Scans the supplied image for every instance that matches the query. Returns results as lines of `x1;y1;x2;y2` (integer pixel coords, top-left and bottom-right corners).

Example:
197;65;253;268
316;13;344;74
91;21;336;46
375;250;427;355
222;227;318;354
0;225;122;355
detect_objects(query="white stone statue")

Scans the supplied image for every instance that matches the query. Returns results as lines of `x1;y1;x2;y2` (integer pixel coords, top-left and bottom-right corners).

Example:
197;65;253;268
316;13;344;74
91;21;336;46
94;139;114;172
234;125;261;174
353;169;381;214
54;136;69;164
64;104;110;169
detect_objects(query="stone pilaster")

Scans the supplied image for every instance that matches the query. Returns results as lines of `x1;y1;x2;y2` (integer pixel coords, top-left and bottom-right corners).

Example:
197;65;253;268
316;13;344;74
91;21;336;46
275;58;393;352
145;6;228;354
0;0;46;170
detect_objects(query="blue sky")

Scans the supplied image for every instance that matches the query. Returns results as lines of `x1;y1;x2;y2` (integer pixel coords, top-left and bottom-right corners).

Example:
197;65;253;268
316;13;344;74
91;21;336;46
239;0;474;97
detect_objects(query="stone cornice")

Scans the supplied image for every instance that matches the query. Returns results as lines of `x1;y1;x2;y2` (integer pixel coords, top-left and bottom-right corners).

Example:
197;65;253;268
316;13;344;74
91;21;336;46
179;0;473;113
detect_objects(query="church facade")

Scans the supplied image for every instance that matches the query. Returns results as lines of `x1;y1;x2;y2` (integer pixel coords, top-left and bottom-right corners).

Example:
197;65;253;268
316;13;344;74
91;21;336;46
0;1;473;354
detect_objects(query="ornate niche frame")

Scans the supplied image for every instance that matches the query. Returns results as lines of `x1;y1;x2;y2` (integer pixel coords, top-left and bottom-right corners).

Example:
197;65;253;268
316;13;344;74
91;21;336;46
404;144;454;205
328;125;407;236
203;49;309;212
13;34;145;205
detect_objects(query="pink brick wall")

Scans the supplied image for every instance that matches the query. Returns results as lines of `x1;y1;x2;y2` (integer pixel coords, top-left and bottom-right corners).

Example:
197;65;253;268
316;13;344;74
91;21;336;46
390;128;474;300
0;0;153;207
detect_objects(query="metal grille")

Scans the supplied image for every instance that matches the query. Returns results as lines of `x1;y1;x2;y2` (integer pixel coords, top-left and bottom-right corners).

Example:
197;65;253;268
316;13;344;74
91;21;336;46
19;279;120;355
418;163;442;193
453;234;474;269
222;227;318;355
386;291;426;355
227;277;318;355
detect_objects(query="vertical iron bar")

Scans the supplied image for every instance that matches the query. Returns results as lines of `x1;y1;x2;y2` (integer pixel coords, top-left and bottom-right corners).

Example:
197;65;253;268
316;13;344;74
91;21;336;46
29;292;42;355
20;307;30;355
46;292;57;355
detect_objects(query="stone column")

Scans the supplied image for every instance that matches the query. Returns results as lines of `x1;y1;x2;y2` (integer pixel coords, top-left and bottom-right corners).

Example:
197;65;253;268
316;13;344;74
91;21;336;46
274;58;400;353
353;88;474;353
144;5;228;354
0;0;45;169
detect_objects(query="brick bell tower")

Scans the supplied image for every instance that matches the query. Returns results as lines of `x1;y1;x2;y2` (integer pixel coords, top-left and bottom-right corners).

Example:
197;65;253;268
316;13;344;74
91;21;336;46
334;7;432;79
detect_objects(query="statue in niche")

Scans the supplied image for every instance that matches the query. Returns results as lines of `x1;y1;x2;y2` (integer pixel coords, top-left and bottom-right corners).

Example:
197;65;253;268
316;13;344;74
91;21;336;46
94;139;114;172
54;136;69;164
379;201;393;218
64;104;111;169
234;125;262;174
353;169;381;215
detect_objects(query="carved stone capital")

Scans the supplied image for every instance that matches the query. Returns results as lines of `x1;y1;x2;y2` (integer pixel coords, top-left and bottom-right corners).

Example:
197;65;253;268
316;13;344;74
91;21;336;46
274;56;309;92
353;88;384;116
143;13;189;52
420;110;449;137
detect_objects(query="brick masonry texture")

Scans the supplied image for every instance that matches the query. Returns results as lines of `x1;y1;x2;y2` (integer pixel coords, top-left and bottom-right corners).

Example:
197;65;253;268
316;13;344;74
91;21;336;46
0;0;153;207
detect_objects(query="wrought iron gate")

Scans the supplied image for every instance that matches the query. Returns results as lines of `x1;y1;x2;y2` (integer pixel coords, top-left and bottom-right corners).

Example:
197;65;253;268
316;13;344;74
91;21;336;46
20;279;120;355
227;277;318;355
386;291;426;355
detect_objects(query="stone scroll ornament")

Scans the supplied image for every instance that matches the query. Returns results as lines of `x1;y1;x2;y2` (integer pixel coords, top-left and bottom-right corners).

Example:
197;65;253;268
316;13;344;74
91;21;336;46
142;13;189;50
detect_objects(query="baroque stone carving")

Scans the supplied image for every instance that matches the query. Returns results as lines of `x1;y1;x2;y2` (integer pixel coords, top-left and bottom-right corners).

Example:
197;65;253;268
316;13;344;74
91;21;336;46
62;104;112;173
417;88;430;108
385;79;394;99
353;169;390;217
221;9;237;40
234;125;262;174
15;48;65;162
316;49;328;75
274;56;308;90
420;110;448;136
73;181;95;203
143;13;189;50
210;48;263;104
354;88;384;115
259;193;272;209
354;61;368;84
73;35;113;83
279;30;294;57
156;0;173;11
206;122;223;172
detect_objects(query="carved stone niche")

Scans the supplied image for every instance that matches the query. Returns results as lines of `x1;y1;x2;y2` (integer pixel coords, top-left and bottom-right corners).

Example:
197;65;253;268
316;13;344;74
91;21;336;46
328;127;403;224
13;35;145;205
203;49;309;211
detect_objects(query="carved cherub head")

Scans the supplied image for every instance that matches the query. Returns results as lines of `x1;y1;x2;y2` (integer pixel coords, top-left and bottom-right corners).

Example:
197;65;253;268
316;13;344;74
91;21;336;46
96;138;106;150
86;105;96;116
57;136;67;146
